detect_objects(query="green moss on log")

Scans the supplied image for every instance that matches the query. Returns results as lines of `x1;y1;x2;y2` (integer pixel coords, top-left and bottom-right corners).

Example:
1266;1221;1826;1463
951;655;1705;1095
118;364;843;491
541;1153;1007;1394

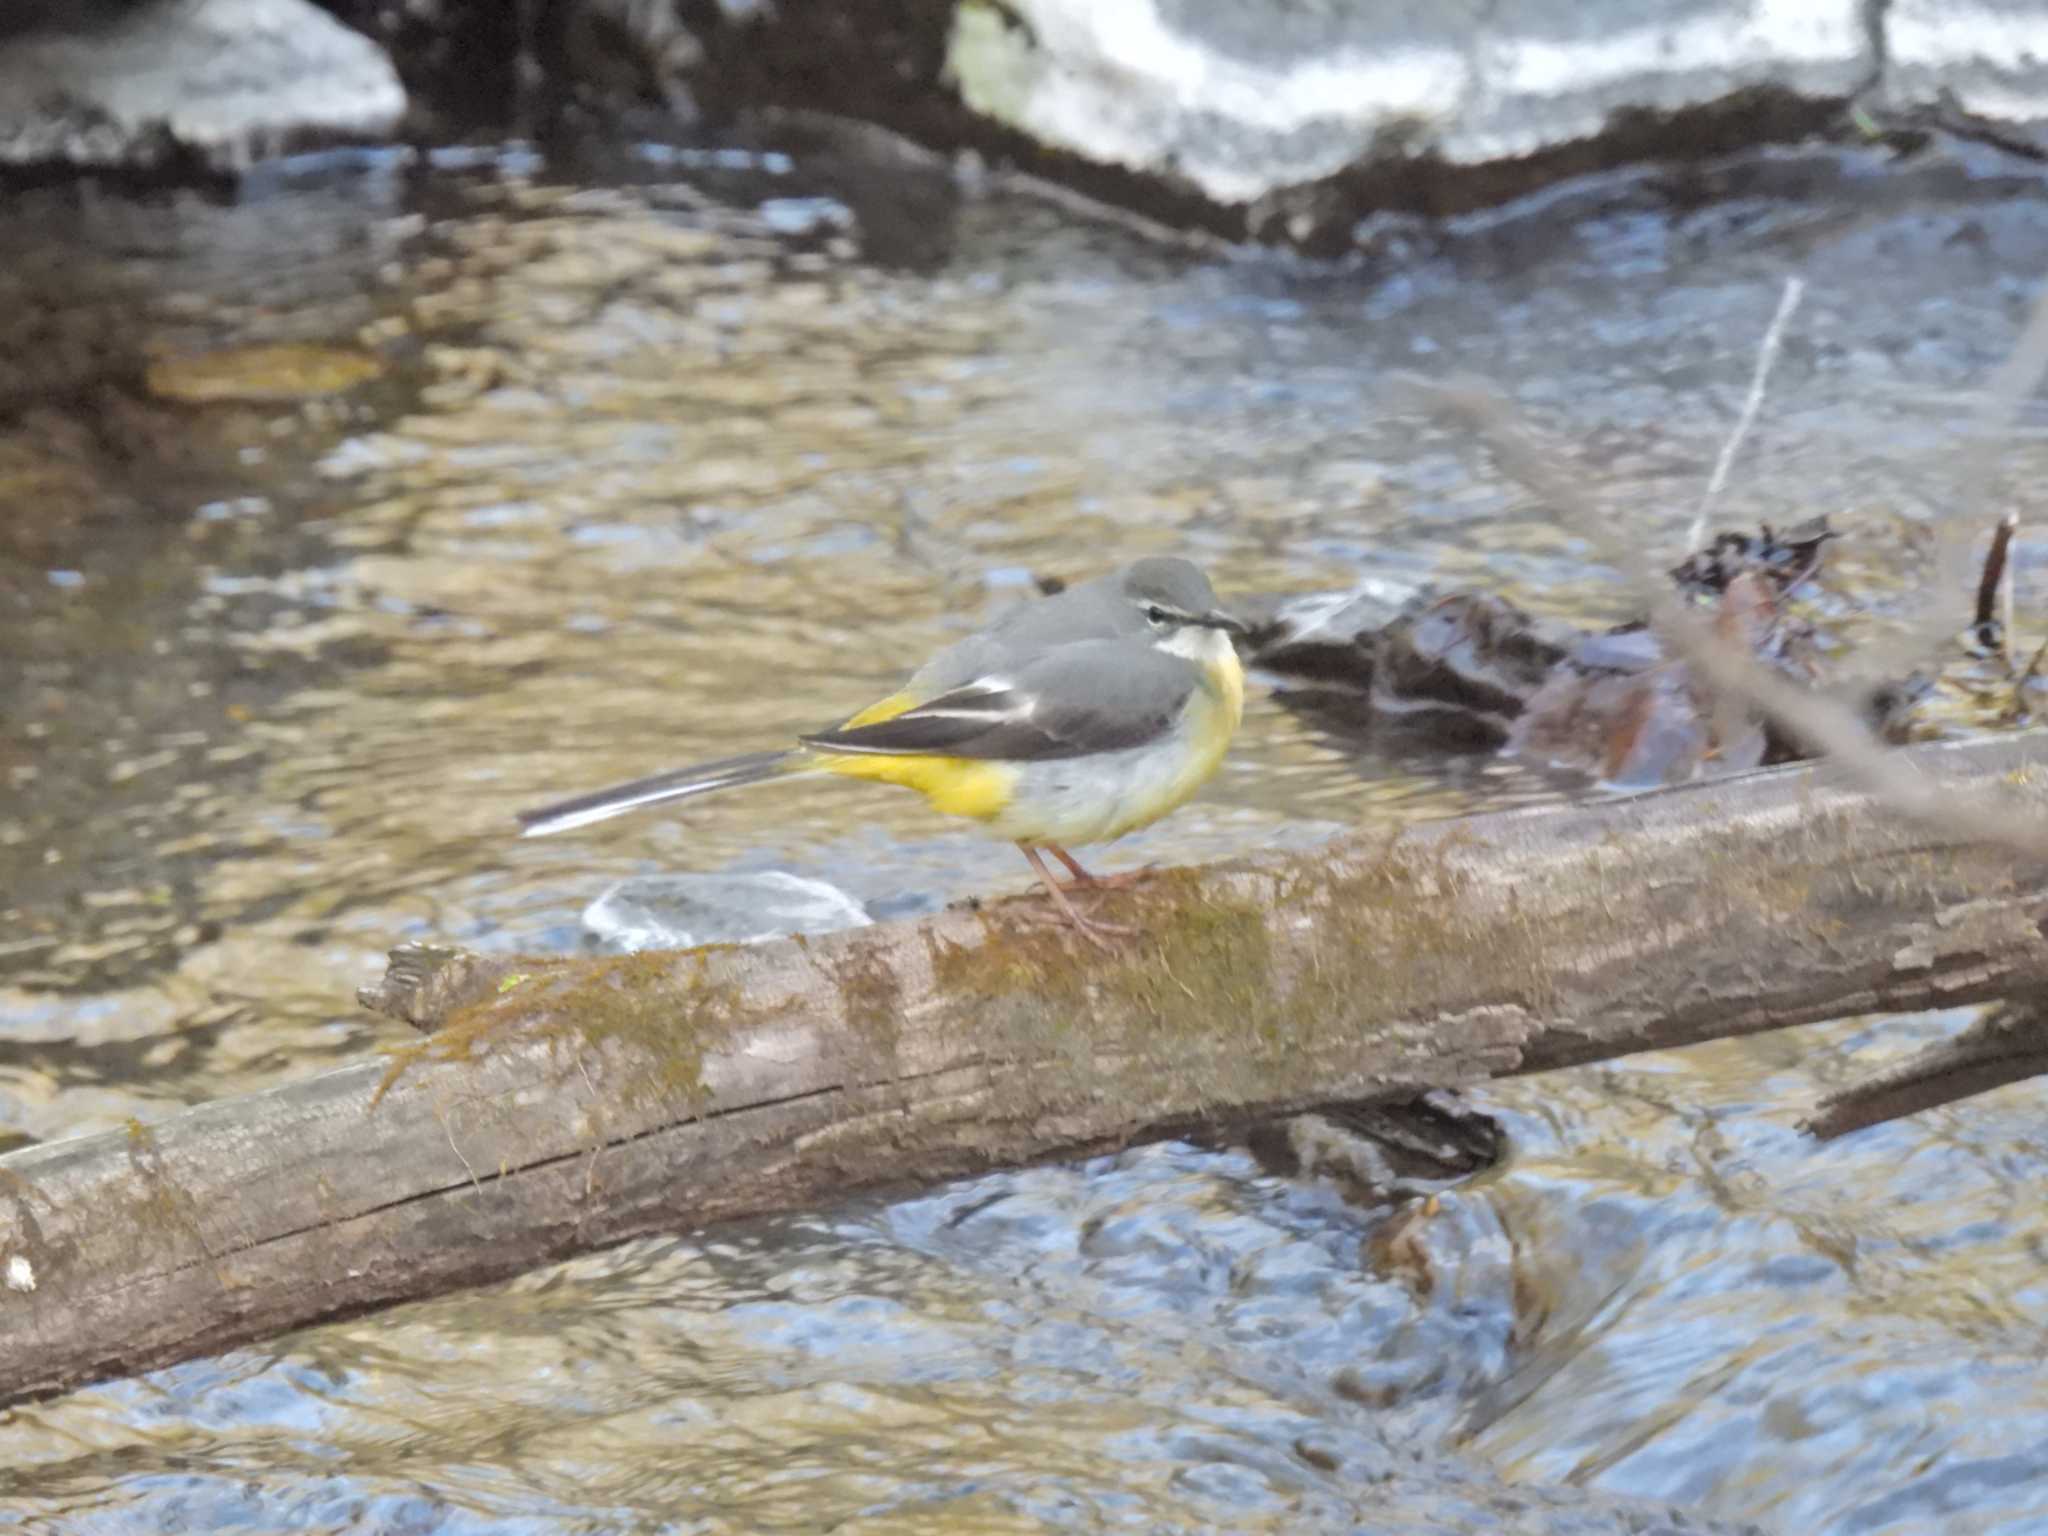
373;948;743;1116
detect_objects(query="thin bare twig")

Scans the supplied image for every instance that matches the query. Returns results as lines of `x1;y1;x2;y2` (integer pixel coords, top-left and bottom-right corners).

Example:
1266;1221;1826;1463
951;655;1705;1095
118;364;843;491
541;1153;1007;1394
1690;276;1804;554
2020;635;2048;706
1975;511;2018;661
1862;284;2048;683
2005;522;2018;666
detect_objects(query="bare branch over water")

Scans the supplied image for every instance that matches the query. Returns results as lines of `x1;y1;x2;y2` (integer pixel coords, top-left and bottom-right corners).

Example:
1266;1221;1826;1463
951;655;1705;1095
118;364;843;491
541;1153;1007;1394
1689;275;1804;555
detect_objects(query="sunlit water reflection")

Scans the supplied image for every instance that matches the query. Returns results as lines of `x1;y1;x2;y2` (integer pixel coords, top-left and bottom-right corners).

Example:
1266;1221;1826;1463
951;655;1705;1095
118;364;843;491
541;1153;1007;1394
4;133;2048;1531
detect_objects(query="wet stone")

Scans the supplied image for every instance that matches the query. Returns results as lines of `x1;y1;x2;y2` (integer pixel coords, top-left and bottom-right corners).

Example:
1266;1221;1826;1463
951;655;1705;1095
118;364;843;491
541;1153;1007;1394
945;0;1872;230
1247;517;1929;784
1239;578;1420;691
0;0;406;174
145;343;384;405
1246;588;1575;751
1370;594;1573;745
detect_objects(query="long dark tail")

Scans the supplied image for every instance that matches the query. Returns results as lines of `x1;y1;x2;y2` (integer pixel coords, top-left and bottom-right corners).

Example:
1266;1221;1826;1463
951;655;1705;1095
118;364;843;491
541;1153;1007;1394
516;749;802;837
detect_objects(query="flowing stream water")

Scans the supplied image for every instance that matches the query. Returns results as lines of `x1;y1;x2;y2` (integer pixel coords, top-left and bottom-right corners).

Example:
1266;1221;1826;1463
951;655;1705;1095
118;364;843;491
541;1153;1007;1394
4;129;2048;1533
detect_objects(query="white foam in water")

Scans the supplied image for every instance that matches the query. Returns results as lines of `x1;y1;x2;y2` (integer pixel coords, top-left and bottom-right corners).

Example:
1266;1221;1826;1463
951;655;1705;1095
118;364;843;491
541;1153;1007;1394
581;872;872;953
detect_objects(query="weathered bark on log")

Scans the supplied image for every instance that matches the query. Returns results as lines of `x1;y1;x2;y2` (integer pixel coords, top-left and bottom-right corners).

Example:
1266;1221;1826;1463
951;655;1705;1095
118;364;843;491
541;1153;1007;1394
5;733;2048;1408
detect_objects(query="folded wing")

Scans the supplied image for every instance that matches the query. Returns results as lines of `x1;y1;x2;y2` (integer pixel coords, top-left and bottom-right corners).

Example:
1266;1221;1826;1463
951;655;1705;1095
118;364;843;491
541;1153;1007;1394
803;640;1195;762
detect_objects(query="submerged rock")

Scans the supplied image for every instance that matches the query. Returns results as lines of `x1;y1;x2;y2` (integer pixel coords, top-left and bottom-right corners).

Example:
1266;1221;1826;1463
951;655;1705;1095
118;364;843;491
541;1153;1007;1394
1247;520;1929;786
1370;593;1573;749
1231;1092;1506;1206
1237;577;1415;691
582;871;872;952
0;0;405;175
145;343;385;405
1246;587;1573;751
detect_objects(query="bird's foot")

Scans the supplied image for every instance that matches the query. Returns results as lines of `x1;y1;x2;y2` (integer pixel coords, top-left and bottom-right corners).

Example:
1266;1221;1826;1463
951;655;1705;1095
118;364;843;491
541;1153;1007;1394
1015;895;1139;950
1045;846;1159;891
1067;865;1158;892
1018;843;1142;949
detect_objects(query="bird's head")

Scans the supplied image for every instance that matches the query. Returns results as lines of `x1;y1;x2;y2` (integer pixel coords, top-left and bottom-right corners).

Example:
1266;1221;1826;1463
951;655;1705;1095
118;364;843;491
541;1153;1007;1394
1115;557;1247;649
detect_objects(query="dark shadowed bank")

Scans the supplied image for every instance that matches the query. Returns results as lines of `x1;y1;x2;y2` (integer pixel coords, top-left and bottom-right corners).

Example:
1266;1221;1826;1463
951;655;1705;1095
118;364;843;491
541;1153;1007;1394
10;0;2048;250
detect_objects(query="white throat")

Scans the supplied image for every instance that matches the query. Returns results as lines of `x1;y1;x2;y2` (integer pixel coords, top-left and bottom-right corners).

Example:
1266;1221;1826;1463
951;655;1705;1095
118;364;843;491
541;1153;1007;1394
1155;625;1236;666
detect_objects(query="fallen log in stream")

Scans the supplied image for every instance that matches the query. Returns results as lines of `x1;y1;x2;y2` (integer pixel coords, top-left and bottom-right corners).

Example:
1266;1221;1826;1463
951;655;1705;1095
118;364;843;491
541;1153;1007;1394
5;732;2048;1408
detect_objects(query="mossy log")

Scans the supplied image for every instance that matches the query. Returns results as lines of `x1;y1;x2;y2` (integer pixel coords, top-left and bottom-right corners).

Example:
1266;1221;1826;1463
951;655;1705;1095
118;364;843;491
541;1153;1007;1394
6;734;2048;1408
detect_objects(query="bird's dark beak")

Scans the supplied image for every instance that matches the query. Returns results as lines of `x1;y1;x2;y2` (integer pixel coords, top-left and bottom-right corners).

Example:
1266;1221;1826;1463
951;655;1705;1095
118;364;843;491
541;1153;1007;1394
1201;608;1249;637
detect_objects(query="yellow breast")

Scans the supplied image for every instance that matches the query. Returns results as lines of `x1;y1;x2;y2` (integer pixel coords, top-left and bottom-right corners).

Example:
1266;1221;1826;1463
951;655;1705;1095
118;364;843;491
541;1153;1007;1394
1138;641;1242;826
1206;641;1246;739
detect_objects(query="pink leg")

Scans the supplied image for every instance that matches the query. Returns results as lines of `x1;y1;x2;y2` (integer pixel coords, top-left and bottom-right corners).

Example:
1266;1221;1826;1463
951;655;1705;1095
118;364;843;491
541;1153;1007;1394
1018;844;1135;946
1047;843;1155;891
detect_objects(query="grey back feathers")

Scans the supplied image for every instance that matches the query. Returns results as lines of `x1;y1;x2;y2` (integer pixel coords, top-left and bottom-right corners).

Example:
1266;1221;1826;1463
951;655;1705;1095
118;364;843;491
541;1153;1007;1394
906;557;1216;698
802;639;1199;762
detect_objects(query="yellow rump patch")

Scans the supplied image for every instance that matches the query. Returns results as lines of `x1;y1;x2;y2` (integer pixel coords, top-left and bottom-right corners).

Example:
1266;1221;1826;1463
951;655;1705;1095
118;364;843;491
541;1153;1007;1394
814;691;1015;823
816;751;1016;822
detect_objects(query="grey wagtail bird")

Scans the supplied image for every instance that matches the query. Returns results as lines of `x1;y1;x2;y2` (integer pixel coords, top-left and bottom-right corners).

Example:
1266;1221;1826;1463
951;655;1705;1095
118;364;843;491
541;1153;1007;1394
517;556;1248;942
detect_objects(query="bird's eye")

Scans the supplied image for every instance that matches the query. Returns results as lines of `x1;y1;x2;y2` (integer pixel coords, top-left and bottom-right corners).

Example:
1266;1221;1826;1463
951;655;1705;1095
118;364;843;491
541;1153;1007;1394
1146;605;1170;626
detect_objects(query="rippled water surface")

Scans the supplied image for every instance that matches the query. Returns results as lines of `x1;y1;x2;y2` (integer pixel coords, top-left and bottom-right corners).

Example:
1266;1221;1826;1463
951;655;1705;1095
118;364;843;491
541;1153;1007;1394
5;132;2048;1532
